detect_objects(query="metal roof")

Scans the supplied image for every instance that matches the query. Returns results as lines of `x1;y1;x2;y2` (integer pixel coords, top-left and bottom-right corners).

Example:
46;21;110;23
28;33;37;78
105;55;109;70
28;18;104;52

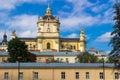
0;52;80;56
31;52;80;56
0;52;8;56
19;37;36;41
60;38;79;41
0;63;115;69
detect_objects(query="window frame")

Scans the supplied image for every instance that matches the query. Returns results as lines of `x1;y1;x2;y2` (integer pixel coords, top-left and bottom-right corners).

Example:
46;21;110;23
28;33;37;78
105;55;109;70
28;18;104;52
47;42;50;49
115;72;119;80
86;72;90;79
61;72;65;79
34;72;38;80
75;72;79;79
99;72;103;79
19;72;23;80
4;72;8;80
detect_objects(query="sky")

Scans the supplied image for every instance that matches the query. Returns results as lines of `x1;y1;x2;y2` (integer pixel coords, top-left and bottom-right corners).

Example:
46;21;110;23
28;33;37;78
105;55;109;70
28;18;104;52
0;0;117;54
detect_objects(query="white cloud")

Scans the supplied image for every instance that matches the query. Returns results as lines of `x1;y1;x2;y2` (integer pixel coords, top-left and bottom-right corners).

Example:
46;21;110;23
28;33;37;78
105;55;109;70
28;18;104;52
18;30;37;38
58;0;113;31
2;14;38;38
67;33;79;38
6;14;38;30
95;32;111;42
0;0;47;10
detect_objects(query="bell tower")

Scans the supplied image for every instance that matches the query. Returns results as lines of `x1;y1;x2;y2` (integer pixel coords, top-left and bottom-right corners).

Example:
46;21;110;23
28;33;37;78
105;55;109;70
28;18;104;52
79;29;86;52
37;5;60;52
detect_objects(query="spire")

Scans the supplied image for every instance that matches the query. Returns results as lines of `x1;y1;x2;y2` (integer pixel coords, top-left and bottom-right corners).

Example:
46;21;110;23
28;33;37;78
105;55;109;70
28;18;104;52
2;32;7;45
45;4;52;16
80;29;85;41
11;30;16;39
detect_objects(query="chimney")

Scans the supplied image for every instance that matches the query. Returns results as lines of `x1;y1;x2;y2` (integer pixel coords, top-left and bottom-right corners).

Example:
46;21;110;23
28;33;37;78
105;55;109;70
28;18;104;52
90;48;95;51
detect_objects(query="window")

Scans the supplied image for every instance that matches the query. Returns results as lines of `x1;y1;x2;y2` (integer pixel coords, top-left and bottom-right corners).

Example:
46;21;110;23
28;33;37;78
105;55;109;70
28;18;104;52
61;72;65;79
66;58;69;63
75;72;79;79
47;43;50;49
4;72;8;80
75;58;78;63
2;57;5;62
19;72;23;80
34;72;38;80
99;72;103;79
115;72;119;80
74;46;76;49
48;58;52;62
61;45;64;49
38;58;42;62
86;72;89;79
57;58;59;62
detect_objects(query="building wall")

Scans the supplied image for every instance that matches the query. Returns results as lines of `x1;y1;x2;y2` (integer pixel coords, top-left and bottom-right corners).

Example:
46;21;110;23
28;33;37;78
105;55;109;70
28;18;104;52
0;67;119;80
0;56;8;63
54;56;78;63
15;7;86;52
60;41;79;52
36;56;54;63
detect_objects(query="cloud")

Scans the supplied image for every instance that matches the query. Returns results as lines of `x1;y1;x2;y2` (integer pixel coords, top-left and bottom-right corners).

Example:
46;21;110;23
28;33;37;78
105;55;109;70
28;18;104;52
67;33;79;38
2;14;38;38
18;30;37;38
58;0;113;31
0;0;48;10
95;32;111;42
6;14;38;30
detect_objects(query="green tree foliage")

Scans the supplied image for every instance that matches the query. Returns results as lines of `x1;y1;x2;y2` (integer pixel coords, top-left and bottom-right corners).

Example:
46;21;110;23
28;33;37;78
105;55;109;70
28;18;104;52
77;52;98;63
8;38;36;62
109;2;120;56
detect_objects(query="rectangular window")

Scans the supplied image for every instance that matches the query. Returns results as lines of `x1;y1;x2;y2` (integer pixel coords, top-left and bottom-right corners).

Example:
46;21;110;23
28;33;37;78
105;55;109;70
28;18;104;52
75;72;79;79
66;58;69;63
38;58;41;62
61;72;65;79
19;72;23;80
86;72;89;79
4;72;8;80
115;72;119;80
99;72;103;79
2;57;5;62
34;72;38;80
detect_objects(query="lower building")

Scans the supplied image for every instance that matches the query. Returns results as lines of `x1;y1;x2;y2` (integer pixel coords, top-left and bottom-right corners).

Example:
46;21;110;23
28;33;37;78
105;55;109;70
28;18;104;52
0;63;119;80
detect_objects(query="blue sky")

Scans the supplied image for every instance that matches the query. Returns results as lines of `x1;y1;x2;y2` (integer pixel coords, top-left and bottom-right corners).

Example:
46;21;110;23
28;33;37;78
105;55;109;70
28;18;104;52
0;0;116;53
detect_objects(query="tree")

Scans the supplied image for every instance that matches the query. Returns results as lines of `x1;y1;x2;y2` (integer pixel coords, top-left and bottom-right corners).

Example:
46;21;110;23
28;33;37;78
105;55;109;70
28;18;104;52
8;37;36;62
109;1;120;59
77;52;98;63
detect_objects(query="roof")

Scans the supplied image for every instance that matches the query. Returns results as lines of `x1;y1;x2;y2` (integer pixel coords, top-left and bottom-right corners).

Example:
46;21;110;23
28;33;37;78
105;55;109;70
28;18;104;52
0;52;80;56
31;52;80;56
88;50;107;56
42;15;56;20
0;52;8;56
19;37;37;41
0;63;115;69
60;38;79;42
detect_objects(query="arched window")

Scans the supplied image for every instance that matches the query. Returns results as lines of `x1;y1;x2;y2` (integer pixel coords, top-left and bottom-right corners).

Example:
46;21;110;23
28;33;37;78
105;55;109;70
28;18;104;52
47;43;50;49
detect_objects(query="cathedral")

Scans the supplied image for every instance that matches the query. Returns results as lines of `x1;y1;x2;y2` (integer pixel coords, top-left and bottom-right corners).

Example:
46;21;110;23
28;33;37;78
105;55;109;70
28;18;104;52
11;6;86;52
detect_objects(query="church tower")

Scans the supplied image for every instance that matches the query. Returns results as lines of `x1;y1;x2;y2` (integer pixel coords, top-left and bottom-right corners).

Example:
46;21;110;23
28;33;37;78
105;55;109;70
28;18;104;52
11;30;16;39
37;5;60;52
2;32;7;45
79;29;86;52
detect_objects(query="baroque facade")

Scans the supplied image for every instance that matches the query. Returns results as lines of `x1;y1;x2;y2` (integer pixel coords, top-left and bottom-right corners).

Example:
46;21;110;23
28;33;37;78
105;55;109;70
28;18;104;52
11;6;86;52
